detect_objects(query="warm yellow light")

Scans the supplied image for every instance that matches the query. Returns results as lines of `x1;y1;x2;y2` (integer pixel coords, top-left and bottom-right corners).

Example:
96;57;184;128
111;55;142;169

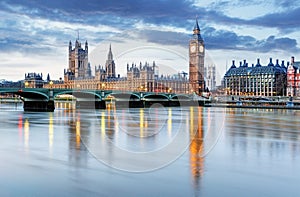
24;119;29;150
76;119;81;149
140;109;144;137
49;113;53;149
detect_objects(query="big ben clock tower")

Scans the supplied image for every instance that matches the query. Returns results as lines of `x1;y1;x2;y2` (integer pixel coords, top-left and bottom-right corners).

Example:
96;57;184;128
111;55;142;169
189;19;205;95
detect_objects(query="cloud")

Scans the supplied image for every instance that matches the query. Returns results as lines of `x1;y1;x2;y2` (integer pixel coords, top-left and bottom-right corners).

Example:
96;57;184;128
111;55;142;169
136;30;189;47
204;28;299;53
255;36;298;52
1;0;300;58
249;7;300;30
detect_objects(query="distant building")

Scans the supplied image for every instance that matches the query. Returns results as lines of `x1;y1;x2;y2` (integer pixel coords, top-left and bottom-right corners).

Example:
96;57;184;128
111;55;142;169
49;45;189;93
64;39;92;81
126;61;188;93
95;44;117;81
224;58;287;96
24;72;44;88
287;56;300;96
46;20;203;94
189;19;205;95
204;64;216;91
0;80;22;88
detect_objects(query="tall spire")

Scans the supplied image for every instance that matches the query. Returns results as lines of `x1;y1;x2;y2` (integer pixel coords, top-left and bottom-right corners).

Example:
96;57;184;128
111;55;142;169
192;18;203;41
193;18;200;35
108;44;113;60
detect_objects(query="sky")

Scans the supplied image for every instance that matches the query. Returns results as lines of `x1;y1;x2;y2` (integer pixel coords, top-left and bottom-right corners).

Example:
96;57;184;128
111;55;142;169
1;0;300;84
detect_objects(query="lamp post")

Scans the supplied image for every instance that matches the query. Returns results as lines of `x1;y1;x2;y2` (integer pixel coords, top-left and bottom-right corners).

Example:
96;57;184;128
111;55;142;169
49;81;54;100
25;81;29;88
101;83;105;90
49;81;53;89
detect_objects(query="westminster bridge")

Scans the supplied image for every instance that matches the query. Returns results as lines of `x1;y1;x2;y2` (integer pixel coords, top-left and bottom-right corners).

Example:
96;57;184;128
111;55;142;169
0;87;205;112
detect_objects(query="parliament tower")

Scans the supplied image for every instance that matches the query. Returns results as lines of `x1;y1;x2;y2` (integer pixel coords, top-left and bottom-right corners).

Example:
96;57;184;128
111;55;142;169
65;39;92;81
189;19;205;95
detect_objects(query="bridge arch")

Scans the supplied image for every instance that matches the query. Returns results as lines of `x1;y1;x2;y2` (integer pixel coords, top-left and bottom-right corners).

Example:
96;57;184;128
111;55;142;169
106;92;141;100
170;94;191;100
54;90;102;100
142;93;170;100
0;89;49;100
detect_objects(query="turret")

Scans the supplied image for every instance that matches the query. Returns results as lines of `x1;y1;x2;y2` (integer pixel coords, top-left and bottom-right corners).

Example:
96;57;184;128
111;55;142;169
291;56;295;65
268;58;274;66
275;59;280;67
256;58;261;67
281;60;285;68
69;41;72;51
85;40;88;52
230;60;236;68
243;60;247;67
75;40;79;48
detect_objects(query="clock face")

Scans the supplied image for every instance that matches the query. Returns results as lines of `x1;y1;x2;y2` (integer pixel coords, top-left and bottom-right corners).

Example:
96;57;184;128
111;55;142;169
190;45;196;53
199;45;204;53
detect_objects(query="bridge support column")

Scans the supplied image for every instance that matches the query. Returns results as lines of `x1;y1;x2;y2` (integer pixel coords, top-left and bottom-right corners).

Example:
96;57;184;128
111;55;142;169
23;100;55;112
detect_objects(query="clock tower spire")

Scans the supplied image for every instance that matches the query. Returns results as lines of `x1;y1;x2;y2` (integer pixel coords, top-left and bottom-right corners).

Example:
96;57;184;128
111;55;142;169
189;18;205;95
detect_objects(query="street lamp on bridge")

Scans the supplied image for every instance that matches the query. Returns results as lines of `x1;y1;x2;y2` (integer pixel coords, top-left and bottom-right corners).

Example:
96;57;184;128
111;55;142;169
49;81;53;89
24;81;29;88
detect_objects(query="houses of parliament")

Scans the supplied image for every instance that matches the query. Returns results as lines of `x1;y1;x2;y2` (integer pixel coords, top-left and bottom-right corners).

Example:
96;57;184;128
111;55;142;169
45;20;213;95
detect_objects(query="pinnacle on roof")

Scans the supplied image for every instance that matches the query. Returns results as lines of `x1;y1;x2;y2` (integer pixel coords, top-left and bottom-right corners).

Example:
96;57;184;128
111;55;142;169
194;18;200;31
192;18;203;41
268;58;274;67
108;44;113;60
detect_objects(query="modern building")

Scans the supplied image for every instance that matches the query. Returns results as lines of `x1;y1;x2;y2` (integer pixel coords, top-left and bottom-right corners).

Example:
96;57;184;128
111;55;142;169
224;58;287;96
189;19;205;95
287;56;300;96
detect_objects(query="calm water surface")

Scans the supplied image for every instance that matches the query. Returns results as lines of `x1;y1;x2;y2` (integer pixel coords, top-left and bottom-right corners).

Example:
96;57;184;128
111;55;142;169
0;102;300;196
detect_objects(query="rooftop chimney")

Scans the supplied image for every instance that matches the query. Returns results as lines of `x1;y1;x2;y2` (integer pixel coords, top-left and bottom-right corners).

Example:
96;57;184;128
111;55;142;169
291;56;295;64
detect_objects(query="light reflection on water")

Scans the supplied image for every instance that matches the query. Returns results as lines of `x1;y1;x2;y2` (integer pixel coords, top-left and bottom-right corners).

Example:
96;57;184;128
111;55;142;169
0;102;300;196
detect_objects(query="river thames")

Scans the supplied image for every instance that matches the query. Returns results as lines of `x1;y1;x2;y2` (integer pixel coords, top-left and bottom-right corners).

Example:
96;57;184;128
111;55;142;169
0;102;300;196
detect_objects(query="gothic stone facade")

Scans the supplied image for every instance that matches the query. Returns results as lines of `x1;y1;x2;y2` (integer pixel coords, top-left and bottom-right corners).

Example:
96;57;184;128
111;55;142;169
189;19;205;95
65;40;92;81
46;20;203;94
